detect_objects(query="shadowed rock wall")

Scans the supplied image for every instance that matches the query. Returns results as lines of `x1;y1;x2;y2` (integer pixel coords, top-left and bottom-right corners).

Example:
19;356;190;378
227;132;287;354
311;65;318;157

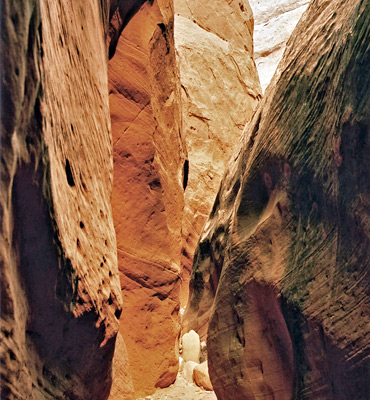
186;0;370;398
0;1;123;399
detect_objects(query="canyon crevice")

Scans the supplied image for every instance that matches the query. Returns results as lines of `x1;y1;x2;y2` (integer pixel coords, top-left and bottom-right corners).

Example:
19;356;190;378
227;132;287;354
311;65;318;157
1;0;369;399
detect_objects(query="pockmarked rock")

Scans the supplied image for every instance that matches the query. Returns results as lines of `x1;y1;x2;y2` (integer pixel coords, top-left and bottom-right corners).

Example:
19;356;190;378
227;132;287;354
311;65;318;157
187;0;370;398
1;0;124;398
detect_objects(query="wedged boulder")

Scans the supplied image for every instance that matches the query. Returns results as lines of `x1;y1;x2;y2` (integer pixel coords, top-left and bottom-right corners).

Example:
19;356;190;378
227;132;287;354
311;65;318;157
187;0;370;398
108;0;184;396
1;0;124;398
181;329;201;363
174;0;262;308
193;361;213;391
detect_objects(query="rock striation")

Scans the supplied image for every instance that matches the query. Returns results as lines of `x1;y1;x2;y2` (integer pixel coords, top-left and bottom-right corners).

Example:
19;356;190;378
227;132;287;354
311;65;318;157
108;0;185;396
249;0;309;91
186;0;370;398
1;0;123;399
174;0;262;307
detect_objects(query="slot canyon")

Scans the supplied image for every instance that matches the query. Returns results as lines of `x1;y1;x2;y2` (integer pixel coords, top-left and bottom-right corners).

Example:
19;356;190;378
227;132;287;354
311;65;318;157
0;0;369;400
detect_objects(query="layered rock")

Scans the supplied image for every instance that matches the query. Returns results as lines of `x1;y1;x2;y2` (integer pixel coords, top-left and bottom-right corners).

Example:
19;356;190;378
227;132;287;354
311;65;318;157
187;0;370;398
108;0;185;396
174;0;262;307
1;0;123;399
249;0;309;91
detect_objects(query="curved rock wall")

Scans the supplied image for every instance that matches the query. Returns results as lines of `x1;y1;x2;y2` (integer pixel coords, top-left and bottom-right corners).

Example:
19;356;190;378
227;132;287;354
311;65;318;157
187;0;370;398
108;0;185;397
1;1;123;399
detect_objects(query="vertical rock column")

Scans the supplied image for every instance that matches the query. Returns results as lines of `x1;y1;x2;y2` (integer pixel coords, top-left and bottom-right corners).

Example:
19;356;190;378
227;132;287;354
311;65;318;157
1;1;122;399
174;0;262;319
108;0;185;397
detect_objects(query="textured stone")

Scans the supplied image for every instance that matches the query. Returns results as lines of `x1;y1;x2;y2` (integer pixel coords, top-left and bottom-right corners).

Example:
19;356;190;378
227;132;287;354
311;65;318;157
181;330;201;363
249;0;309;91
193;361;213;391
187;0;370;398
174;0;262;308
109;0;184;396
0;0;123;399
109;334;135;400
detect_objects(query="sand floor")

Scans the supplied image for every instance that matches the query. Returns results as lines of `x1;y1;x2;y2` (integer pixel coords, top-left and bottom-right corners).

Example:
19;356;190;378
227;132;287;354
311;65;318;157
137;376;216;400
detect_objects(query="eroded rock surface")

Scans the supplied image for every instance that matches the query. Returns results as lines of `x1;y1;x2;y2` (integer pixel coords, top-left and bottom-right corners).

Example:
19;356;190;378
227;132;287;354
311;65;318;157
1;0;123;398
174;0;261;307
108;0;184;396
249;0;309;91
187;0;370;398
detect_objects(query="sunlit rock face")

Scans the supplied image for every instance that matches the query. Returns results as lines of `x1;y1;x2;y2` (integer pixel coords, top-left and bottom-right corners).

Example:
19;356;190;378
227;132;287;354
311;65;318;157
187;0;370;398
108;0;185;397
174;0;262;307
1;1;122;399
249;0;309;91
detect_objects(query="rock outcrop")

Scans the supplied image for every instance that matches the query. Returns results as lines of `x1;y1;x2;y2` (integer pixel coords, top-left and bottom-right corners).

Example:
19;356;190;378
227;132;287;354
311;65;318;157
1;0;123;399
249;0;309;91
193;361;213;391
174;0;262;307
108;0;185;396
187;0;370;398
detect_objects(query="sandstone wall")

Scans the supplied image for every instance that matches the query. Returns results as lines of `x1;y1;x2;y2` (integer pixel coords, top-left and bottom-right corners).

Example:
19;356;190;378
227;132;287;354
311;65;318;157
1;1;123;399
186;0;370;398
249;0;309;91
108;0;185;396
174;0;262;307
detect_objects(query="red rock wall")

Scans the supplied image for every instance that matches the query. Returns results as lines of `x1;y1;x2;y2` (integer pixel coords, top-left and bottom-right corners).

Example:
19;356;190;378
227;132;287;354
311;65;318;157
0;1;123;398
186;0;370;398
108;0;185;396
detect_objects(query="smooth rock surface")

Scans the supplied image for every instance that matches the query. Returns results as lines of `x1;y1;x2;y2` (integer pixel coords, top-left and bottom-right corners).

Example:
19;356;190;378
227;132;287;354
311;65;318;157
1;0;123;398
193;361;213;391
183;361;199;382
187;0;370;398
109;0;184;396
249;0;309;91
174;0;262;309
182;329;201;363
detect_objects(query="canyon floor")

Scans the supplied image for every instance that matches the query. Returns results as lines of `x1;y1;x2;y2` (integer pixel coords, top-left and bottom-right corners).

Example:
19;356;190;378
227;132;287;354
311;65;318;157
138;376;216;400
